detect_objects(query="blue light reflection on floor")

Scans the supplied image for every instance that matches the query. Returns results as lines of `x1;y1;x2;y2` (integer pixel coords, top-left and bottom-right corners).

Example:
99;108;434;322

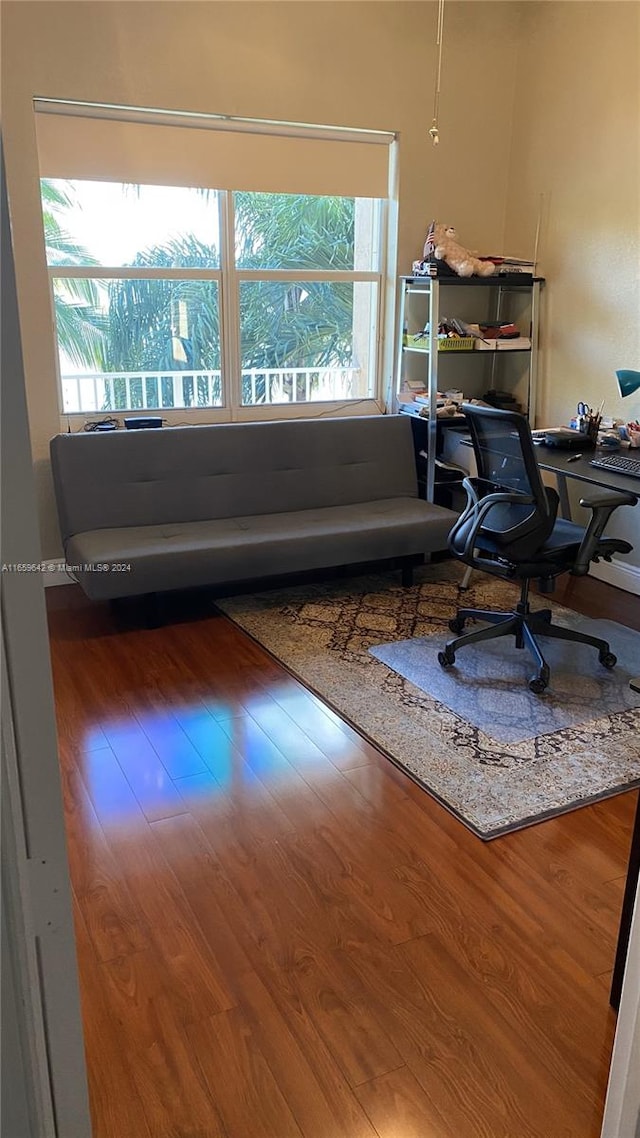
83;726;110;752
199;698;234;721
134;711;206;780
173;768;221;801
174;707;239;786
80;701;267;827
225;716;288;782
81;746;142;825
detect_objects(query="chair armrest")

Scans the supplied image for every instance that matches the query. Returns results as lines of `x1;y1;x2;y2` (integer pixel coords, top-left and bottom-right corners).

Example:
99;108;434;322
456;479;535;560
579;490;638;510
461;477;535;512
572;489;637;575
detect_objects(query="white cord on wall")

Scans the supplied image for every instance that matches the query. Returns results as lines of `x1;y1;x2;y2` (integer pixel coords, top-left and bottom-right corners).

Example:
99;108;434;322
429;0;446;147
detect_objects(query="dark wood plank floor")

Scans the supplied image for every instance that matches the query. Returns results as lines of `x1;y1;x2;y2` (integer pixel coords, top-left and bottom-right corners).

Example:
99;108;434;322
47;575;640;1138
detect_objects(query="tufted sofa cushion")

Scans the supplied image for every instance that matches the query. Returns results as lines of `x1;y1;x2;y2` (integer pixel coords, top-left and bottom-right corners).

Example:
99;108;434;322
50;416;458;600
51;417;420;540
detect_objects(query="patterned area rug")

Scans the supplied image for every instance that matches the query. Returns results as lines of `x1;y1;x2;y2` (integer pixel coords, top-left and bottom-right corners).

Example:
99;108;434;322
217;563;640;838
371;619;640;745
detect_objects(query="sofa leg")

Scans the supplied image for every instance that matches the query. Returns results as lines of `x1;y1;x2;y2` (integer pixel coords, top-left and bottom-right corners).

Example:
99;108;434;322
401;565;414;588
141;592;163;628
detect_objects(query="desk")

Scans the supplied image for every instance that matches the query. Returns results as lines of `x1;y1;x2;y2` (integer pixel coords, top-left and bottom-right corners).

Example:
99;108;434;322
534;444;640;517
528;447;640;1016
456;431;640;1008
454;433;640;506
454;435;640;580
402;412;468;508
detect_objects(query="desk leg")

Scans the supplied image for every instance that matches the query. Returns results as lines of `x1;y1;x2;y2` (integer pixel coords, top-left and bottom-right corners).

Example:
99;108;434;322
610;792;640;1011
556;472;572;520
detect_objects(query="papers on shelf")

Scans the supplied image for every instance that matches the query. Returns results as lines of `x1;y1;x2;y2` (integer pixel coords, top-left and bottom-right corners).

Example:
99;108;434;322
484;255;536;266
475;337;531;351
413;393;447;406
480;255;536;277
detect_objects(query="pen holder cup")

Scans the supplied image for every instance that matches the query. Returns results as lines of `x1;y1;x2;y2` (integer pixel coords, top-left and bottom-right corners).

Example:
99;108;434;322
629;430;640;449
585;414;601;446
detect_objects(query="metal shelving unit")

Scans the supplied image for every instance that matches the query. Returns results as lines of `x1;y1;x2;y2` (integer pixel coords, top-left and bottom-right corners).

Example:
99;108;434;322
395;274;543;501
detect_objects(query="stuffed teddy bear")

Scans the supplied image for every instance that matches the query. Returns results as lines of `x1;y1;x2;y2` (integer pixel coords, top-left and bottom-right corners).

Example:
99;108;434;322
424;220;495;278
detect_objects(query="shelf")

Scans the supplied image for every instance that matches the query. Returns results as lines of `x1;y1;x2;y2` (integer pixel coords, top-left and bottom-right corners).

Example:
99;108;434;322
402;345;531;355
396;274;541;502
398;404;466;426
403;275;543;289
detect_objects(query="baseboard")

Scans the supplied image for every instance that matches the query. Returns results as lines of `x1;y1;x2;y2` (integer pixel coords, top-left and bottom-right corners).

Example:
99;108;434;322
589;558;640;594
42;559;75;587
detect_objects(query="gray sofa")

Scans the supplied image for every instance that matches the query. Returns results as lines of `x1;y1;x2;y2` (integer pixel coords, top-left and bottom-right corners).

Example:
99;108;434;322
50;415;457;601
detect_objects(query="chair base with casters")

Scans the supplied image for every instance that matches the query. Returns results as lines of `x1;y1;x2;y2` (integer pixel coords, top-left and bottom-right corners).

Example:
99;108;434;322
438;403;637;694
438;576;617;694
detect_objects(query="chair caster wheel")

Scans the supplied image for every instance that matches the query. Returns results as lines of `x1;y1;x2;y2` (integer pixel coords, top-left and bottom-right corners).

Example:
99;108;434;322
438;649;455;669
448;617;465;634
528;674;548;694
599;651;617;669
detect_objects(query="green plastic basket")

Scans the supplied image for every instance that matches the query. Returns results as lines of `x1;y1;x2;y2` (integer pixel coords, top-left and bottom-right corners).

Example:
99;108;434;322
437;336;475;351
405;334;475;352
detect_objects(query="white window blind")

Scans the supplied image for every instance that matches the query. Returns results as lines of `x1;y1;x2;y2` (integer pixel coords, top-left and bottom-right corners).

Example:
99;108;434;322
34;102;393;198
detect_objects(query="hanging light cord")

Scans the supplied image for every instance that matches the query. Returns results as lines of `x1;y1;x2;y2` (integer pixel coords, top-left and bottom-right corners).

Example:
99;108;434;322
429;0;446;146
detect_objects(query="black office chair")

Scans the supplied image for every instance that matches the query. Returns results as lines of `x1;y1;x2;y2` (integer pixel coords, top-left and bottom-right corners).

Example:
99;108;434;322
439;404;637;693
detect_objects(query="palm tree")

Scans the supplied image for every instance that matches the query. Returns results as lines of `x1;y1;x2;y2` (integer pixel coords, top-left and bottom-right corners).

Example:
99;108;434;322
41;179;106;369
102;236;221;408
42;184;357;387
235;191;354;271
105;237;221;372
100;193;355;405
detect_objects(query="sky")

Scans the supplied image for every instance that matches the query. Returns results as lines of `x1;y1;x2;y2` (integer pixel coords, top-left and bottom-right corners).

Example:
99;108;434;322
48;179;220;380
50;179;219;265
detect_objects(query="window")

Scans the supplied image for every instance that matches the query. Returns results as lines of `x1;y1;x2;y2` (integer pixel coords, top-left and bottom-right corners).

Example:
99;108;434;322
41;181;381;415
37;108;392;419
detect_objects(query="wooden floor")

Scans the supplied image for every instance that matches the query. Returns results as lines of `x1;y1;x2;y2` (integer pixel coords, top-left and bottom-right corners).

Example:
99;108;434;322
47;574;640;1138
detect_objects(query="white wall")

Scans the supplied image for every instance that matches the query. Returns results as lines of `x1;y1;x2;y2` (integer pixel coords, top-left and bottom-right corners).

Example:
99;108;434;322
1;0;522;558
3;1;638;578
504;1;640;571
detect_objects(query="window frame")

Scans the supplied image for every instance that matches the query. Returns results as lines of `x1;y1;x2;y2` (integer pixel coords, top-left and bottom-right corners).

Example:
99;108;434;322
46;187;389;423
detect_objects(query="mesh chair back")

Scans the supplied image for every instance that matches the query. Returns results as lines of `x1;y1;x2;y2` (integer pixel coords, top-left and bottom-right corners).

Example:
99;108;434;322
458;403;557;557
464;404;546;500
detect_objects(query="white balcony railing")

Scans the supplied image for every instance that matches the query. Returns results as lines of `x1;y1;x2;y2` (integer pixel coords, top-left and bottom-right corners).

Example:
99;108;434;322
61;367;361;414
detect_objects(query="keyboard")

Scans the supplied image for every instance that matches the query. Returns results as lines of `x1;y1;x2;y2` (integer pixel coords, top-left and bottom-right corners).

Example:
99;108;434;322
590;452;640;479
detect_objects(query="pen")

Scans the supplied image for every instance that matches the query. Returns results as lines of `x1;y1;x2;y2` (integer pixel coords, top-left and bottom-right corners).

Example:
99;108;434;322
567;453;582;462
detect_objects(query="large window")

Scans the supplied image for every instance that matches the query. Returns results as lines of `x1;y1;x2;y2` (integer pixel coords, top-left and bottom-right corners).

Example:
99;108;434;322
35;103;392;418
41;177;385;416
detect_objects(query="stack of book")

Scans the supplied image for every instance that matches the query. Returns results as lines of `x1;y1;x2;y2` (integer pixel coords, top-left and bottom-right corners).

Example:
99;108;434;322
413;393;447;407
481;255;536;276
396;391;447;410
475;336;531;351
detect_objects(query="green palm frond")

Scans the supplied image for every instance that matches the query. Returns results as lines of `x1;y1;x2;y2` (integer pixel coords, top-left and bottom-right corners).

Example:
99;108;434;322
235;192;354;271
52;295;107;370
43;183;356;380
41;179;106;370
41;179;100;267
